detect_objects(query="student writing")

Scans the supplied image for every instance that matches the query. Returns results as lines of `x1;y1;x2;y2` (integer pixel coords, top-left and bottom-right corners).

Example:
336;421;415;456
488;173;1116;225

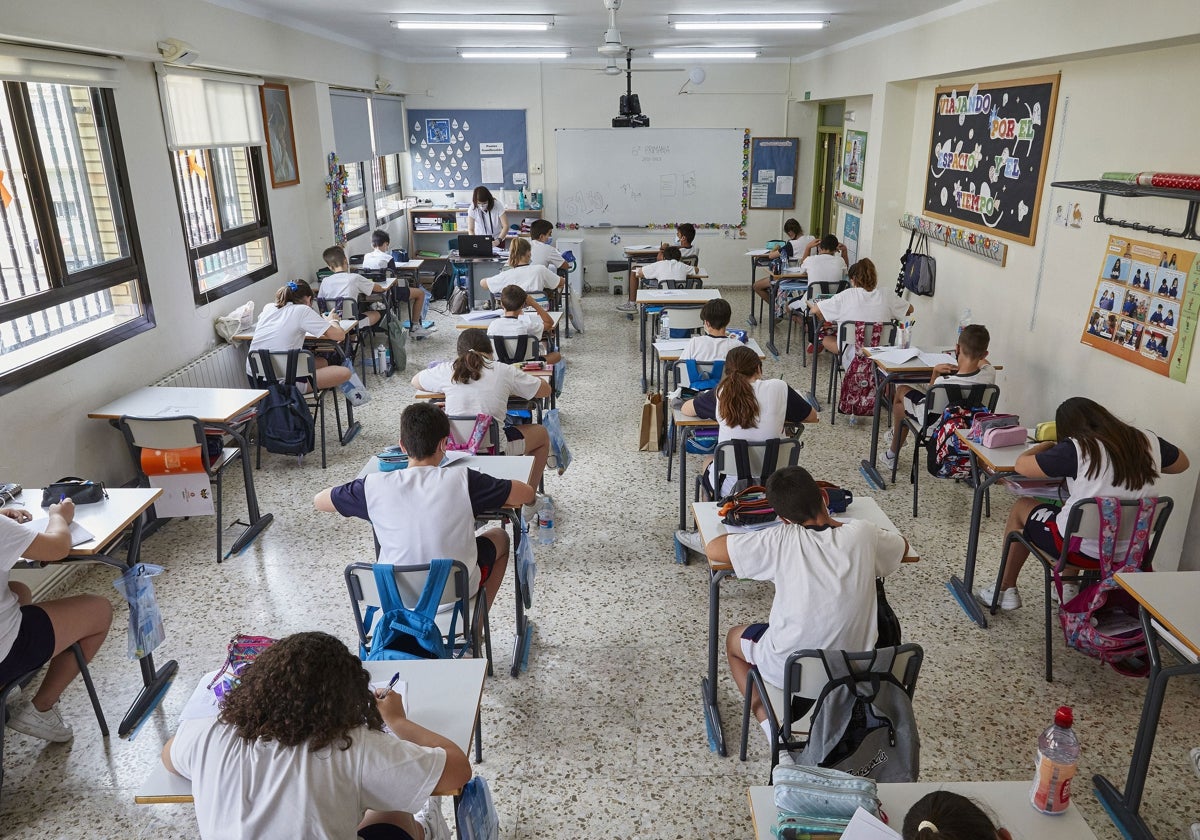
678;298;741;363
487;284;561;365
617;245;690;313
809;258;912;366
361;229;434;332
751;218;814;307
483;238;561;299
248;280;351;391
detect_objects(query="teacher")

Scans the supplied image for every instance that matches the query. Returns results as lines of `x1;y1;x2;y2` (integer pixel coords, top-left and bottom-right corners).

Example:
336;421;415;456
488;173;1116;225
467;186;507;245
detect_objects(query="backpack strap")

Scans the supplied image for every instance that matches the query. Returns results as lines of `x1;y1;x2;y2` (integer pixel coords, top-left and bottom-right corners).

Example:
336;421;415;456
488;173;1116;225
943;383;988;407
255;350;282;387
416;559;461;653
731;440;753;484
365;563;407;645
284;349;301;387
759;439;782;483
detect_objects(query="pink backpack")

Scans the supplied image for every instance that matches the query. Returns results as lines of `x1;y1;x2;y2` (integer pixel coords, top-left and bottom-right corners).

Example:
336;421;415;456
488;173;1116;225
837;322;884;417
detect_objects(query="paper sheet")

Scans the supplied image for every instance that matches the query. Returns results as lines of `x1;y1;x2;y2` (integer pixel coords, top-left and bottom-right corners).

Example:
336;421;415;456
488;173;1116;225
461;309;502;321
479;156;504;184
724;520;783;533
841;807;901;840
775;175;794;195
440;450;474;467
26;516;95;547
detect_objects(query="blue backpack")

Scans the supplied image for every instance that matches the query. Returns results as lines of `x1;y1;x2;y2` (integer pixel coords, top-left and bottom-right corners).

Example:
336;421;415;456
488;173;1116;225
254;350;315;457
363;561;463;661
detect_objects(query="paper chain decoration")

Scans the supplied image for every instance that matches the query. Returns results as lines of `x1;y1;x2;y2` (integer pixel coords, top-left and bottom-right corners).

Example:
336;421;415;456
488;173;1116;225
325;151;350;246
900;212;1008;267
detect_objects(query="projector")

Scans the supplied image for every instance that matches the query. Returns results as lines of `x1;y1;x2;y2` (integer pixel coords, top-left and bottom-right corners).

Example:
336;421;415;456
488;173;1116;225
612;92;649;127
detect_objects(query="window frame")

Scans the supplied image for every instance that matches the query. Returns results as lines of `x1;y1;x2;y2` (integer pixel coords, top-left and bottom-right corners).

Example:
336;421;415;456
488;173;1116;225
0;81;153;396
342;159;369;241
373;153;405;225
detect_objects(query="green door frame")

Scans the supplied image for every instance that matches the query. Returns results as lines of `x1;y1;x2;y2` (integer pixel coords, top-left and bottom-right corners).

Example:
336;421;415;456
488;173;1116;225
810;126;843;238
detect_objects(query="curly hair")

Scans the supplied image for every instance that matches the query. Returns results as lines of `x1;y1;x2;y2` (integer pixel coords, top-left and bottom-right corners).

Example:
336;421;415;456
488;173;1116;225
219;632;383;751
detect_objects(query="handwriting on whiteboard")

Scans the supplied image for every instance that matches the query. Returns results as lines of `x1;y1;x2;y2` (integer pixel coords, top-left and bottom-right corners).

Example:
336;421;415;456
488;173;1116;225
562;189;607;218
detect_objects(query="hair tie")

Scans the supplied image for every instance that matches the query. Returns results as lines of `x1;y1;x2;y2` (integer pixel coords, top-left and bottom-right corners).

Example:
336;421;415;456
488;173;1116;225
917;821;938;833
287;281;299;292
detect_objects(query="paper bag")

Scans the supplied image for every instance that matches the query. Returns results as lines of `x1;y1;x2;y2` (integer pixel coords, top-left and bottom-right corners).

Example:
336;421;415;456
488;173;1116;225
638;393;665;451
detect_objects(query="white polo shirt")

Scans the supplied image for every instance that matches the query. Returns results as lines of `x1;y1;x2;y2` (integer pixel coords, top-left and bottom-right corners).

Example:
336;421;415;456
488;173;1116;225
484;264;561;294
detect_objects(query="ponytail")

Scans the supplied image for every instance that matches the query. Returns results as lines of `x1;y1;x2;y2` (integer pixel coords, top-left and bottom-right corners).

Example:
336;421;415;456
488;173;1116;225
849;258;877;292
451;329;494;384
508;237;531;267
716;346;762;429
276;279;312;308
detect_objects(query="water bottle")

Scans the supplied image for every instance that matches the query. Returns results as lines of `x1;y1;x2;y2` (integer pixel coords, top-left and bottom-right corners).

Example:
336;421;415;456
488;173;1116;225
958;307;973;336
374;343;387;372
659;311;671;340
1031;706;1081;814
536;496;555;545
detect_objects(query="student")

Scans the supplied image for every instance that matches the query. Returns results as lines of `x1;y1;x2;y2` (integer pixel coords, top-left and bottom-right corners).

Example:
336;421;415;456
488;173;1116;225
809;258;912;362
902;790;1013;840
616;245;691;313
1110;257;1122;279
1145;336;1158;355
1132;268;1142;287
1098;291;1113;311
483;238;561;299
361;229;435;332
318;245;387;330
705;466;907;737
1122;293;1138;317
881;324;995;470
528;219;565;272
1164;308;1175;327
751;218;816;306
1158;336;1169;357
976;396;1188;610
467;186;507;244
1170;277;1180;298
487;284;561;365
316;402;533;609
413;330;553;491
679;298;741;363
1;499;112;743
1087;311;1103;335
163;630;470;840
1150;304;1164;324
248;280;352;391
672;222;699;261
1158;277;1169;295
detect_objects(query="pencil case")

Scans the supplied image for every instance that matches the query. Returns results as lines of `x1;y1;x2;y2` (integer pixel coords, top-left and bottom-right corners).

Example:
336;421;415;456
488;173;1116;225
981;425;1028;448
1034;421;1057;442
967;412;1018;441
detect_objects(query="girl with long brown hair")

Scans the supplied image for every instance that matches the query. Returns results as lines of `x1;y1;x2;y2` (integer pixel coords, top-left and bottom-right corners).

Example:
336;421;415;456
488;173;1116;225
977;396;1188;610
482;236;561;299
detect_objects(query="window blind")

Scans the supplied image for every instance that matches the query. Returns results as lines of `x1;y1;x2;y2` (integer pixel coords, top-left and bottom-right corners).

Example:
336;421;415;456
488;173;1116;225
158;65;265;150
329;89;373;163
372;94;407;156
0;43;121;88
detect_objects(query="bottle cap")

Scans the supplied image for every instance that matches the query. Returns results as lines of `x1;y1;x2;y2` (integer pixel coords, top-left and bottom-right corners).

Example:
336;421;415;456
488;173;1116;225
1054;706;1074;728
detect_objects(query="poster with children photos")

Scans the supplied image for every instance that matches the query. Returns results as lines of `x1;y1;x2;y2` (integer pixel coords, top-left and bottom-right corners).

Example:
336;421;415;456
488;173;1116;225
1080;235;1199;382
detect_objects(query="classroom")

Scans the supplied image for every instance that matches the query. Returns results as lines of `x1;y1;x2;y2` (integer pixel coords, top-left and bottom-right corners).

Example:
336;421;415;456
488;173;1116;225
1;1;1198;837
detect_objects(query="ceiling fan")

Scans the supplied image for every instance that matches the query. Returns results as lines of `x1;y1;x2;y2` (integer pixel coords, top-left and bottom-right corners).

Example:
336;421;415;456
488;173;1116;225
568;0;680;75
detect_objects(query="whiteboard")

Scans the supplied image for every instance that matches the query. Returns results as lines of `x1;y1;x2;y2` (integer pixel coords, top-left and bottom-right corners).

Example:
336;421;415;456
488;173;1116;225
555;128;745;226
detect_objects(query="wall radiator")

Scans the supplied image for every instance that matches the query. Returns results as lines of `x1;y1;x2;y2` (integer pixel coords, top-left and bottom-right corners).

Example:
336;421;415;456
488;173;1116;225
155;342;248;389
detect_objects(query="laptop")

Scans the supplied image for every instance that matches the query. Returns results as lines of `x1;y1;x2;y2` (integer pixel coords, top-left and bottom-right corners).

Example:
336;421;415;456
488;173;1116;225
457;235;494;258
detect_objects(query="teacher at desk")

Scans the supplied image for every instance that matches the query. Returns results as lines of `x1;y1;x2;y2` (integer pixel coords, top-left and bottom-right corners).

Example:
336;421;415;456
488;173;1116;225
467;186;507;246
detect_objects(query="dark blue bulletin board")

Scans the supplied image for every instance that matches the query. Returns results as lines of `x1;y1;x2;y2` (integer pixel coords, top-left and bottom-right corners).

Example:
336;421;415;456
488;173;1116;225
749;137;799;210
406;108;528;192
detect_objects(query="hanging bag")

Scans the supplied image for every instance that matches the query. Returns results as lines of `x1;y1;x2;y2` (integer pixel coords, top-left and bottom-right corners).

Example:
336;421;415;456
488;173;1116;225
900;232;936;296
363;561;462;661
255;350;316;457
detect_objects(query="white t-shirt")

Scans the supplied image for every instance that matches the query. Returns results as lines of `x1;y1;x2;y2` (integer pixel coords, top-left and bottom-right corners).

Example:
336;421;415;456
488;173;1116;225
728;519;906;688
415;358;543;422
247;303;331;373
484;264;561;294
905;365;997;419
679;333;742;363
468;201;507;238
677;244;699;260
786;235;817;264
641;259;691;286
711;378;791;495
530;239;565;271
488;313;544;340
361;250;392;271
318;272;375;301
169;715;445;840
798;253;848;287
0;516;38;663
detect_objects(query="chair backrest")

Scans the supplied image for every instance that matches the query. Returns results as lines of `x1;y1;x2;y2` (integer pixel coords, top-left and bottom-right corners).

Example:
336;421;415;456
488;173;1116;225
662;306;704;333
681;254;700;269
713;436;804;491
247;348;318;388
344;561;473;650
671;358;724;390
836;320;899;353
920;382;1001;427
1058;496;1174;571
118;415;210;473
491;334;537;364
808;279;848;301
447;413;502;455
316;295;363;320
783;644;924;710
359;267;385;282
677;277;704;289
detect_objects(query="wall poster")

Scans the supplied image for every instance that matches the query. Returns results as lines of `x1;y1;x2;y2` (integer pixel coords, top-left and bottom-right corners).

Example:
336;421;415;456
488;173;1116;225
842;130;867;191
1081;235;1199;382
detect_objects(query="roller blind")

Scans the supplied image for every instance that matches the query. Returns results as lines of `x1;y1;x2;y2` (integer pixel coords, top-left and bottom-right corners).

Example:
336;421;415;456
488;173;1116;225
372;94;407;156
158;65;265;150
329;89;373;163
0;43;121;88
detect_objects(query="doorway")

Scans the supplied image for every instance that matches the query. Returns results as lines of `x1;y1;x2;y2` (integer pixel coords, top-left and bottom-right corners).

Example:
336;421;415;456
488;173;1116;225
810;102;844;239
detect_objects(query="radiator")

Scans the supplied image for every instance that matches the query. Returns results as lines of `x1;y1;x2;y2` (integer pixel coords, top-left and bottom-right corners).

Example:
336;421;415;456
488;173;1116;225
156;342;248;389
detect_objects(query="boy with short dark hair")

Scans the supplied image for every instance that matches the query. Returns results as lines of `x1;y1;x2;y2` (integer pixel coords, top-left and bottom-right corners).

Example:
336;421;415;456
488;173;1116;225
674;223;698;260
528;219;565;272
358;230;436;333
487;284;561;365
679;298;740;362
318;245;386;330
706;466;907;740
617;245;690;312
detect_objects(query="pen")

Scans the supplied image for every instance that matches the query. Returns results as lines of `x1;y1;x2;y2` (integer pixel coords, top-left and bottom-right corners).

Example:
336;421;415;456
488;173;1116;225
385;672;400;696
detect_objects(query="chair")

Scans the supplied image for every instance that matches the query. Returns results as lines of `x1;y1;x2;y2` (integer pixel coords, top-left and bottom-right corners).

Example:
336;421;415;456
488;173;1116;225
898;382;1000;517
316;295;373;380
491;334;539;364
681;253;700;272
990;497;1173;682
695;436;804;502
447;413;502;455
349;253;365;266
117;415;244;562
344;561;489;761
739;644;923;779
786;278;848;355
828;320;899;424
1;644;108;806
247;349;342;469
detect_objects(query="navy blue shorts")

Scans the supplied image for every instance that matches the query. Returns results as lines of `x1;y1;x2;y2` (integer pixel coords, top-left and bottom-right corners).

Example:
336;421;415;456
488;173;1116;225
476;535;497;583
0;605;55;686
1023;502;1065;554
358;824;415;840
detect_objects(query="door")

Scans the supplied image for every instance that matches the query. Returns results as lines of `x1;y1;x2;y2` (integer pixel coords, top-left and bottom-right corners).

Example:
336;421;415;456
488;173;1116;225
811;129;842;239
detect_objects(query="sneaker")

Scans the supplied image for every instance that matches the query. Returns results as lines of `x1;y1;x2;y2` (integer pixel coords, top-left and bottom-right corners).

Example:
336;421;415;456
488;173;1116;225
420;320;437;330
1051;582;1080;604
5;700;73;742
615;301;637;313
975;583;1022;611
415;797;451;840
674;529;707;556
4;685;20;708
522;493;545;523
880;449;897;471
776;750;797;766
1191;746;1200;779
1190;823;1200;840
411;325;434;339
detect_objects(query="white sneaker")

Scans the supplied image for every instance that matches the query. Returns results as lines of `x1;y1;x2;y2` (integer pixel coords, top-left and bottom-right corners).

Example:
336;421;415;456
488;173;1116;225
415;797;451;840
5;700;73;742
975;583;1022;611
675;529;707;556
4;685;21;708
1189;746;1200;779
522;493;545;523
615;301;637;313
411;325;435;339
880;449;897;471
882;428;894;451
776;750;797;766
1191;823;1200;840
1051;582;1080;604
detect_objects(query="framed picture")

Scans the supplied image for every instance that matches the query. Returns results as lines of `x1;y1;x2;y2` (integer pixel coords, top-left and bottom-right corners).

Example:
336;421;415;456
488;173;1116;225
259;83;299;188
842;130;867;191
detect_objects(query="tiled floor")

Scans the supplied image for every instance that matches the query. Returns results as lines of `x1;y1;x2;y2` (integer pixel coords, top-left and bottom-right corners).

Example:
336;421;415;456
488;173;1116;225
3;290;1198;839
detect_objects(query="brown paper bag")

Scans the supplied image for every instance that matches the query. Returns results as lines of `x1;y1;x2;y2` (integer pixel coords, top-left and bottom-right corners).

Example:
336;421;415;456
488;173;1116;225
638;393;665;451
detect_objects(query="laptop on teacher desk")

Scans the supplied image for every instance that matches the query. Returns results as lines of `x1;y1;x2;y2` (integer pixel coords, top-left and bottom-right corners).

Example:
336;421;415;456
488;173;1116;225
457;235;494;258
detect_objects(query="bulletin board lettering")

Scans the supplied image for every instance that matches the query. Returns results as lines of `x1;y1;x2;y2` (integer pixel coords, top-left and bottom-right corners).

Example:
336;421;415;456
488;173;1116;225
923;74;1059;246
749;137;799;210
406;109;528;192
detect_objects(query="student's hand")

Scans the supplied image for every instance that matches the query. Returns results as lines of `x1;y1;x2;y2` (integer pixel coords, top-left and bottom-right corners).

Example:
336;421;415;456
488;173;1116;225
0;508;32;524
375;687;407;722
932;363;956;377
49;498;75;523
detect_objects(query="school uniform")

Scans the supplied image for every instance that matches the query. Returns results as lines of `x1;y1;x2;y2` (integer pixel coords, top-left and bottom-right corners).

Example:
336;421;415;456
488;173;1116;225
360;250;392;271
0;517;51;687
415;360;543;453
1150;311;1164;324
468;201;506;240
798;252;847;287
487;313;544;340
483;264;561;295
903;364;998;418
677;244;699;261
816;287;911;369
781;235;816;264
678;333;742;363
530;239;565;271
246;302;331;375
640;259;691;287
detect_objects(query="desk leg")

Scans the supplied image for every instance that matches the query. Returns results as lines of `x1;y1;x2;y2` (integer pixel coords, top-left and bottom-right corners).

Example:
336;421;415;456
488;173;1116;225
678;426;689;532
859;368;888;490
224;423;274;558
747;257;759;327
765;279;781;358
640;306;649;392
702;568;732;755
806;317;822;412
946;462;1013;628
339;394;362;446
508;511;531;678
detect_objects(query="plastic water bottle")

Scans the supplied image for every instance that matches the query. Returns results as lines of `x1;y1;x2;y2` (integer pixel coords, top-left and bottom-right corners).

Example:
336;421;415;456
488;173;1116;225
659;311;671;340
1031;706;1081;814
959;307;973;335
374;344;387;372
536;496;555;545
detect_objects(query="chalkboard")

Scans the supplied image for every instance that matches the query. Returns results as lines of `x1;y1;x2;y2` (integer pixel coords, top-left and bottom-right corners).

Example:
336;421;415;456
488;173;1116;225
922;74;1059;246
749;137;799;210
406;109;528;192
555;128;746;227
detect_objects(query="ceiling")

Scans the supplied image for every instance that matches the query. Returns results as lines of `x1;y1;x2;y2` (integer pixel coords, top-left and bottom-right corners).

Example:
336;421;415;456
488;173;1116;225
207;0;964;65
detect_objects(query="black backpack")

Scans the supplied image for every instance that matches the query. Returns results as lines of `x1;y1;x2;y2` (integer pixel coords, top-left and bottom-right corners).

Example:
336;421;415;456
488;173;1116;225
896;230;935;297
254;350;316;456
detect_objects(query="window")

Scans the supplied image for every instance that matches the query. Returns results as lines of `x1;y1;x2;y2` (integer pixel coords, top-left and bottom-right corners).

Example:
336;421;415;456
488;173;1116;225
373;154;404;223
343;160;368;239
0;80;152;393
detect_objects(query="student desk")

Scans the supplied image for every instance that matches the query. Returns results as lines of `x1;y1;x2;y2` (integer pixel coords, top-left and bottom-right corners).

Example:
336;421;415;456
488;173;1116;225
20;487;173;737
651;337;766;405
1093;571;1200;840
692;499;918;756
135;658;488;805
747;782;1099;840
357;455;538;678
742;248;771;326
636;288;721;392
456;309;564;353
671;407;718;531
88;386;275;559
762;269;808;358
445;251;505;309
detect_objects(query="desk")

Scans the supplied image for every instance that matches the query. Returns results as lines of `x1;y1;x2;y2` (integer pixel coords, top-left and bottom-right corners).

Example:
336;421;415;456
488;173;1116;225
652;337;765;405
672;408;718;531
135;658;488;805
446;252;505;309
763;270;808;358
636;288;722;392
748;782;1099;840
693;499;918;755
358;455;537;678
88;386;275;559
22;488;174;737
743;249;771;326
1093;571;1200;840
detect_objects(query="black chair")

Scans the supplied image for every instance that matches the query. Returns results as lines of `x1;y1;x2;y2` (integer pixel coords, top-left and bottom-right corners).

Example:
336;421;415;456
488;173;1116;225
247;349;342;469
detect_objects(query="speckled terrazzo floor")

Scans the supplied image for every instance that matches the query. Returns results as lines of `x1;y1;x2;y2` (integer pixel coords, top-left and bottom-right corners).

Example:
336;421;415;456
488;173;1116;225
3;289;1198;839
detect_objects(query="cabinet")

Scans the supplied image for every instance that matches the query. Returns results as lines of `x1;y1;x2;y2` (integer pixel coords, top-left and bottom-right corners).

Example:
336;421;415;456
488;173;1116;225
409;208;467;258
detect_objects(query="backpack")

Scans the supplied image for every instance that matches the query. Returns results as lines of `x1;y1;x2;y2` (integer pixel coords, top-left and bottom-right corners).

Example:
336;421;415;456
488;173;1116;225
254;350;316;457
796;648;920;782
898;231;935;297
363;561;462;661
1058;497;1160;677
430;268;453;302
448;285;469;315
927;404;985;478
837;323;884;417
384;311;408;374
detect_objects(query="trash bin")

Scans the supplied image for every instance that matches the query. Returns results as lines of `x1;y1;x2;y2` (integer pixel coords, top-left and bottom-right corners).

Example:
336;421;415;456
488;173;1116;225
606;260;630;296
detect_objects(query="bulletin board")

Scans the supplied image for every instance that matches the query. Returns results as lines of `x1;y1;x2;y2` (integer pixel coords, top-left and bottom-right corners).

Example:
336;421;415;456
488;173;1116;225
1080;235;1198;382
923;74;1059;246
749;137;799;210
406;109;528;192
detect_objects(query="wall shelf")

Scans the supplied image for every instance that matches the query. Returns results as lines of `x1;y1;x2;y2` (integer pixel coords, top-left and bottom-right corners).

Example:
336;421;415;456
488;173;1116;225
1051;179;1200;241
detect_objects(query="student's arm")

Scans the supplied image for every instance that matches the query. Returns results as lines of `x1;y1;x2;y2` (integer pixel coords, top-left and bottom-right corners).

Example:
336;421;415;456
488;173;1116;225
1159;439;1189;474
321;313;347;342
527;295;553;330
504;480;536;508
313;488;336;512
161;738;179;775
706;534;730;566
20;501;74;562
532;379;552;399
680;398;698;417
808;301;824;321
1014;441;1057;478
377;691;471;795
785;386;820;424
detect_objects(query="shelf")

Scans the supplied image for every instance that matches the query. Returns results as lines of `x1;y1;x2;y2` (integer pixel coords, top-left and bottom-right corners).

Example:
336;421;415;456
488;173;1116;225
1052;179;1200;240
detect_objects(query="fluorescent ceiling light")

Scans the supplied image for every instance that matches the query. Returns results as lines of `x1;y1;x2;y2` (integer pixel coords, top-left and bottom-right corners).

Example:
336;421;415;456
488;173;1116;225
458;50;570;60
392;15;554;32
652;51;759;60
668;15;828;31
